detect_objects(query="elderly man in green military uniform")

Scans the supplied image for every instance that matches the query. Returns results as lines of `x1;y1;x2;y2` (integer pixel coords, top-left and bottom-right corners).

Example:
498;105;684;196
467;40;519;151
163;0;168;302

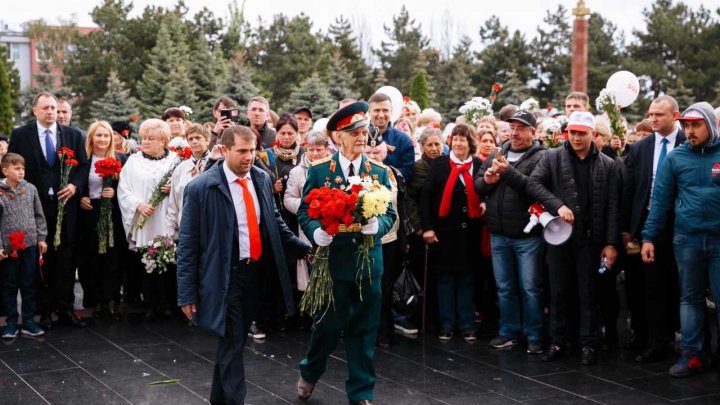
296;101;397;405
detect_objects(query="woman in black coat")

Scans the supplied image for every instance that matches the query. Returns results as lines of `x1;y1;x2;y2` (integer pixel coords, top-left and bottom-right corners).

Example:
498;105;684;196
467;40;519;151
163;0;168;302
77;121;128;320
420;123;483;343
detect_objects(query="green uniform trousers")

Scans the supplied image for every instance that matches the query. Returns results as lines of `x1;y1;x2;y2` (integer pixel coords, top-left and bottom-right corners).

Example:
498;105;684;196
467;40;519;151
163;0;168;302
300;276;382;402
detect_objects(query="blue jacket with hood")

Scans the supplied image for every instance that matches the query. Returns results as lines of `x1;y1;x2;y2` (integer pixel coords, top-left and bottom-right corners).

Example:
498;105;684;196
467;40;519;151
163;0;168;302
642;102;720;242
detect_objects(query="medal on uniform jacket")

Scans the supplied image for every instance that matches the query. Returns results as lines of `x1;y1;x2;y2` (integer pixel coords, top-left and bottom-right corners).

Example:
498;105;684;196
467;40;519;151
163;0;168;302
329;159;336;173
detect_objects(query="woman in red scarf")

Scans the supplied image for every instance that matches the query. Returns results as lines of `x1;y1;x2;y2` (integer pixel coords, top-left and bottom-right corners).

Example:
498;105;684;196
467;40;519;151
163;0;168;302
420;123;483;343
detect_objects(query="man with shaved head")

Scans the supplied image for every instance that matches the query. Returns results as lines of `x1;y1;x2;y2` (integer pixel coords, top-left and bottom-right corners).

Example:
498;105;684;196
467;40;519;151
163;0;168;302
621;95;685;364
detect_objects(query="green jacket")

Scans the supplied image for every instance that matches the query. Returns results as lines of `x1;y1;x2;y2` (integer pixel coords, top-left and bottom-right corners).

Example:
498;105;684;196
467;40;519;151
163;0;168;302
298;152;397;281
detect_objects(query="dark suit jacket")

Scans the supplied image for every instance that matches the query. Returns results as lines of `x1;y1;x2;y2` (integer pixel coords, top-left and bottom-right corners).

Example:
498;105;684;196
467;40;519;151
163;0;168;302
176;163;311;336
621;129;685;238
9;120;89;240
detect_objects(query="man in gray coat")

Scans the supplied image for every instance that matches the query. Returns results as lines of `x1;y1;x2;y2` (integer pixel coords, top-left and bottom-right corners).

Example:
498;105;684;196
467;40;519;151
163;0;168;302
177;125;311;405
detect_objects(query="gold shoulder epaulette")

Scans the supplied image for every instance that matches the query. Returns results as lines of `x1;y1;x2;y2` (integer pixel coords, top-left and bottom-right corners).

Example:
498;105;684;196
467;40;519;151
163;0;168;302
367;158;386;168
311;156;333;166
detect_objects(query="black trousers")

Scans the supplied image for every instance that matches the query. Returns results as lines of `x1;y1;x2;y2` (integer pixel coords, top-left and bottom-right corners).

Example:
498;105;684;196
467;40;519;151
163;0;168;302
76;199;126;308
623;252;647;343
37;199;78;314
547;241;602;348
379;240;400;338
643;238;679;347
210;262;257;405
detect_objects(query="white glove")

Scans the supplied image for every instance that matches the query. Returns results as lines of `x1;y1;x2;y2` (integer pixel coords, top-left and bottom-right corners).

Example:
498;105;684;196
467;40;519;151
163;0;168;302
361;217;379;235
313;228;333;247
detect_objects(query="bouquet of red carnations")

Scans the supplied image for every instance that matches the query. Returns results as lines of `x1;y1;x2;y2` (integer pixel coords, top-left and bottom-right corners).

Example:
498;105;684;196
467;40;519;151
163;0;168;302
131;147;192;231
54;147;79;247
299;186;358;318
94;157;123;253
7;231;26;258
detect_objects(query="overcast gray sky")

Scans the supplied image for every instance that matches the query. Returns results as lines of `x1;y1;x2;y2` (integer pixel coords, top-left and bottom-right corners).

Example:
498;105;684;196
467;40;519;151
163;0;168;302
3;0;714;55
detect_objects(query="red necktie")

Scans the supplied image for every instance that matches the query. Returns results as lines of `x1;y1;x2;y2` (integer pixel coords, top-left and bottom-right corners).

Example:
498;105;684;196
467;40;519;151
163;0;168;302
236;178;262;261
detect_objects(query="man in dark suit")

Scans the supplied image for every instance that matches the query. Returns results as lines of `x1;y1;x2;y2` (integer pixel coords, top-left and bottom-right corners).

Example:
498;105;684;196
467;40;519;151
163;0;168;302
9;92;89;328
622;95;684;363
177;125;310;405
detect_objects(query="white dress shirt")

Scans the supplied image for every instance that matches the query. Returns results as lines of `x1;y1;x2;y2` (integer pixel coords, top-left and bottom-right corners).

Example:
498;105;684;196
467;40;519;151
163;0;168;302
338;152;363;179
649;129;679;207
449;152;473;185
37;122;58;159
88;155;104;199
222;162;261;260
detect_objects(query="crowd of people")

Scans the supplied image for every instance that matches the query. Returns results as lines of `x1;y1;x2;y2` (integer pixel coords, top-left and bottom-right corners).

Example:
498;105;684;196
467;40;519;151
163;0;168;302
1;87;720;404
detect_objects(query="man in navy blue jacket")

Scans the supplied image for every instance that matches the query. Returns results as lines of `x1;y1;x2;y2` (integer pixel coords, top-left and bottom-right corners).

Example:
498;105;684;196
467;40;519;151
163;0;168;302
368;92;415;181
177;125;310;405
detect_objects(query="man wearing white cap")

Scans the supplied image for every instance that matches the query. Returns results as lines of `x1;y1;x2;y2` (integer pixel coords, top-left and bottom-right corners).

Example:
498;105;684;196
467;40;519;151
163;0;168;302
527;111;620;366
641;101;720;378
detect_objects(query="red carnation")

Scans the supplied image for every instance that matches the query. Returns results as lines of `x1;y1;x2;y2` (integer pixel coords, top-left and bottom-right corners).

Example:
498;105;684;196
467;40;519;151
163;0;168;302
7;231;26;259
94;157;123;178
121;129;130;137
492;84;503;93
403;96;411;103
129;115;140;122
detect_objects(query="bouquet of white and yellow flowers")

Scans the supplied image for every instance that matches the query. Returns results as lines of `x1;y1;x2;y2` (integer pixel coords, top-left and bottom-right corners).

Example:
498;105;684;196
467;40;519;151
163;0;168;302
348;176;392;289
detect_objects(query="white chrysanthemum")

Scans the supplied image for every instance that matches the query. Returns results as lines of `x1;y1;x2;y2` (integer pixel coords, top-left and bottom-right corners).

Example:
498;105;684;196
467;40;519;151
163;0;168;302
459;97;493;126
179;105;193;116
595;88;617;112
520;98;540;112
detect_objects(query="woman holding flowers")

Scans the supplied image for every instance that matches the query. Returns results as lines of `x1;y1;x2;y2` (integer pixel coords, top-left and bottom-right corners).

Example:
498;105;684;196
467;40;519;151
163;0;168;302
421;123;483;343
118;119;178;321
77;121;127;320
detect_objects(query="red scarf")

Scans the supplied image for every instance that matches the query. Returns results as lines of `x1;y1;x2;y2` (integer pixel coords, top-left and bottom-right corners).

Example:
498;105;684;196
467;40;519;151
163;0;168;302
439;159;481;218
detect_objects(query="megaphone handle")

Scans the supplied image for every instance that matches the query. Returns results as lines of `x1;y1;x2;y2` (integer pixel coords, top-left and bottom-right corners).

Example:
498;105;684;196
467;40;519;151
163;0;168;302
523;216;539;233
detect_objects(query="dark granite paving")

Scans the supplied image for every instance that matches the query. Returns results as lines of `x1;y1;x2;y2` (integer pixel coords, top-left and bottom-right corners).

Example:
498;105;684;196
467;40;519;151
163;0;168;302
0;295;719;404
0;319;718;405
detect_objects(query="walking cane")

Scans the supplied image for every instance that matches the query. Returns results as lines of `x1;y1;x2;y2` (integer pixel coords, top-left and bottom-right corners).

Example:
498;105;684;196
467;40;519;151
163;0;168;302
421;243;429;334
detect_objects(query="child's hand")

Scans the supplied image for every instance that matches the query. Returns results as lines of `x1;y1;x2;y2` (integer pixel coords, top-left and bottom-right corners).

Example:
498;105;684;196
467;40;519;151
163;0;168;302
38;242;48;255
0;249;7;261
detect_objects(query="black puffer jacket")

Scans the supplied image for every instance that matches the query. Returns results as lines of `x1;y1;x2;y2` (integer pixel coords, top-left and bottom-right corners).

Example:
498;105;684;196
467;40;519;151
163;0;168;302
526;142;620;246
475;141;546;237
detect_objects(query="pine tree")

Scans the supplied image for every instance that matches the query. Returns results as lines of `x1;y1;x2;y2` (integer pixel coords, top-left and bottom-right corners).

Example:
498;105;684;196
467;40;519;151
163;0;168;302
189;39;227;122
326;52;357;103
433;38;476;122
410;70;430;110
328;16;371;98
162;63;198;113
286;73;336;118
222;51;259;121
0;50;14;135
372;68;388;91
137;15;195;117
497;70;530;106
89;70;139;123
665;79;695;111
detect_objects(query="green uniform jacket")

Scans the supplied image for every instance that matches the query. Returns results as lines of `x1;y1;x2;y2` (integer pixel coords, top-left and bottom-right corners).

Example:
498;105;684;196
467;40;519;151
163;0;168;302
298;152;397;282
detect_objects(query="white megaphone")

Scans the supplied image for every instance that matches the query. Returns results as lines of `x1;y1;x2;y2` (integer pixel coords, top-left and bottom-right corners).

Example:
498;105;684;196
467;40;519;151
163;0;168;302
523;203;572;246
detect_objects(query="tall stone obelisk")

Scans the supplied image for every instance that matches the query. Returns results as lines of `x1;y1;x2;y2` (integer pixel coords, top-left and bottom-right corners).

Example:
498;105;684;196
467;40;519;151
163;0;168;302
571;0;590;93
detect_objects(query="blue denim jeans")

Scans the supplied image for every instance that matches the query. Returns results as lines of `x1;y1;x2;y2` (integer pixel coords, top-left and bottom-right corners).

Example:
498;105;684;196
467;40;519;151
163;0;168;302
1;246;39;325
673;233;720;354
490;234;544;342
436;273;475;331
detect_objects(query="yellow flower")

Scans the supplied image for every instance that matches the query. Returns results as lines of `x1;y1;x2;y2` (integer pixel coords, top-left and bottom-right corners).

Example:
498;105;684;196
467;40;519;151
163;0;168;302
360;186;392;219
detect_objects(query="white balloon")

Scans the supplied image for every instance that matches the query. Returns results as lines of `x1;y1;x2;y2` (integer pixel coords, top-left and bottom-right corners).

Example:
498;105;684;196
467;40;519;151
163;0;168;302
313;118;329;132
606;71;640;108
375;86;404;123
